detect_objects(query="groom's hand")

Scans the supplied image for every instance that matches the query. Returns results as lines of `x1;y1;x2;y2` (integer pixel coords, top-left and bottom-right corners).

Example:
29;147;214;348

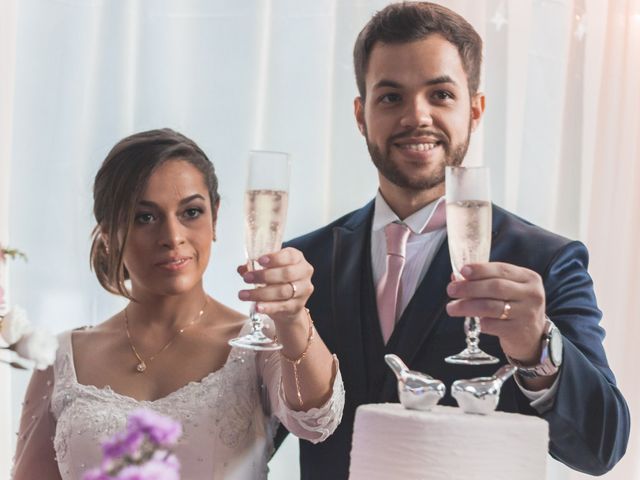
445;262;547;365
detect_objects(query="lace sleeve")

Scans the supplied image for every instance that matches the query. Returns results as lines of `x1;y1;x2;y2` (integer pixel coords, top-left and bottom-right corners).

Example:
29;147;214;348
258;351;344;444
12;366;62;479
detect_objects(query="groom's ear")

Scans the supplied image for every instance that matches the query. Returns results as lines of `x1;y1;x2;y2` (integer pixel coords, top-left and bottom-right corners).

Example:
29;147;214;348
470;92;485;132
354;97;366;136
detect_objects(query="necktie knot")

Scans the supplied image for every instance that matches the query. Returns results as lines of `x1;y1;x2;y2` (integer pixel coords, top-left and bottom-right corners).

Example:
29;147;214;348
384;222;411;258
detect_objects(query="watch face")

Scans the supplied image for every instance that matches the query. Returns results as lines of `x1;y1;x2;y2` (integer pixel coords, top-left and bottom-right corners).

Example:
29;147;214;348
549;327;563;366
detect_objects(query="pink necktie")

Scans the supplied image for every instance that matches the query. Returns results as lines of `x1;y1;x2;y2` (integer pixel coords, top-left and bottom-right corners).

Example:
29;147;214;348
375;201;447;344
377;222;411;344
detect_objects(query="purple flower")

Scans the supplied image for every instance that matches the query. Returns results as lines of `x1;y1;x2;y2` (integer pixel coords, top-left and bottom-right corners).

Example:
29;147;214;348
82;467;113;480
152;451;180;471
116;459;179;480
127;409;182;447
102;428;144;461
84;409;182;480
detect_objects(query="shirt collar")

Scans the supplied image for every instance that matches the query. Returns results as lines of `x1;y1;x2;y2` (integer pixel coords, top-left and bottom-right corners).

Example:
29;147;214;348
372;190;446;234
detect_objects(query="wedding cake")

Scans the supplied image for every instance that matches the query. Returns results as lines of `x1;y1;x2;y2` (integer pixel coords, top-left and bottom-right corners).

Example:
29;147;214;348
349;404;548;480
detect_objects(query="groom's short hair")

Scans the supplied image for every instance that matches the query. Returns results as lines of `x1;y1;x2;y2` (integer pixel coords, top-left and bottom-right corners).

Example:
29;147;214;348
353;1;483;98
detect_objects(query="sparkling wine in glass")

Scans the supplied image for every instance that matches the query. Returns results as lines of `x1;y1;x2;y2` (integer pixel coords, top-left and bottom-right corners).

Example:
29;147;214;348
228;151;290;351
444;166;499;365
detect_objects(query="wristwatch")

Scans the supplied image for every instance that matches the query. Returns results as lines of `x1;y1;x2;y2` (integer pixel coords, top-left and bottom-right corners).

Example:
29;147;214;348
507;318;563;378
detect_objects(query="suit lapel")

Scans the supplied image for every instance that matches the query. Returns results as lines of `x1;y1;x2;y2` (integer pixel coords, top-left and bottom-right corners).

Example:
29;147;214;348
330;202;374;405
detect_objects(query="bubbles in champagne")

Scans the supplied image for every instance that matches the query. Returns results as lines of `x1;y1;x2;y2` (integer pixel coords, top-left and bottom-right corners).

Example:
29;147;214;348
244;189;289;262
446;200;492;277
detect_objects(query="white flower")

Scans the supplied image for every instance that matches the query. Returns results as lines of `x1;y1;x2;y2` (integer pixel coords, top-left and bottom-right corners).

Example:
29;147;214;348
0;305;33;345
14;329;58;370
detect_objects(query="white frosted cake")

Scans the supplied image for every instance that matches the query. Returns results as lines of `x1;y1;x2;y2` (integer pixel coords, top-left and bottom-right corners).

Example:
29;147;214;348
349;404;548;480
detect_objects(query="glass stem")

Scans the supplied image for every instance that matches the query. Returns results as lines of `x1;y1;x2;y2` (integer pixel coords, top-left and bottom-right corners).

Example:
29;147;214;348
247;259;265;336
464;316;482;353
249;304;264;335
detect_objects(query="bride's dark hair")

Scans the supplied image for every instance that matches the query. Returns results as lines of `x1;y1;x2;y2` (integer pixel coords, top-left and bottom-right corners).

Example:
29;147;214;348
89;128;220;299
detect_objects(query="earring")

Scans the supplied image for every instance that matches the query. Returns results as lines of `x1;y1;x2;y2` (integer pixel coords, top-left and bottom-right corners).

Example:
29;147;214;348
105;244;110;254
212;231;217;242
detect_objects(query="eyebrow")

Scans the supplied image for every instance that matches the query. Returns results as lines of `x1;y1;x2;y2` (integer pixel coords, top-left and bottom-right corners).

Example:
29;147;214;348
372;75;458;90
137;194;206;207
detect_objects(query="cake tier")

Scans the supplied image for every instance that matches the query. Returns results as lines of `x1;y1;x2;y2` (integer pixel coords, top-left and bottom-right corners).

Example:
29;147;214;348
350;404;548;480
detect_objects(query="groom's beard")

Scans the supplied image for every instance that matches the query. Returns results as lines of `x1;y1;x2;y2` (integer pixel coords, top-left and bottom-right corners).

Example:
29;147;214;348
364;121;472;191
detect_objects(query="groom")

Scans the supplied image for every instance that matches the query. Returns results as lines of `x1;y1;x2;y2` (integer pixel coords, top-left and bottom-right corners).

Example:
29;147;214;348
280;2;630;479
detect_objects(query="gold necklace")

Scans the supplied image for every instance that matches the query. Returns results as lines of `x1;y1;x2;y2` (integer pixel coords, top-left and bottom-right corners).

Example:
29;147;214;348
124;298;208;373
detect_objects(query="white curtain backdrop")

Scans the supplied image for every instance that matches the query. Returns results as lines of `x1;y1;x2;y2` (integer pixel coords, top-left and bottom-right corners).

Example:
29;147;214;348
1;1;638;479
0;0;17;475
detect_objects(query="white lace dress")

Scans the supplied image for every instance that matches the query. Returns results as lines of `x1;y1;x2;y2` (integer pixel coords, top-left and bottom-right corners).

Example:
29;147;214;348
13;330;344;480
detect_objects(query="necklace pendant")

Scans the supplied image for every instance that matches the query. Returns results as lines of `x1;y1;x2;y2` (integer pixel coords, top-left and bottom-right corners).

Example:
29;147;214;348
136;361;147;373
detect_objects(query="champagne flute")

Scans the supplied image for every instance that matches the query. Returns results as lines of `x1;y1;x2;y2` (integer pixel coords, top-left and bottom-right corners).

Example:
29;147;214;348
228;151;290;351
444;166;499;365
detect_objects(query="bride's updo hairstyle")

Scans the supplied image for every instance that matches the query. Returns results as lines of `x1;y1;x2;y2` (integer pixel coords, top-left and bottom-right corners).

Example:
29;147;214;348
90;129;220;299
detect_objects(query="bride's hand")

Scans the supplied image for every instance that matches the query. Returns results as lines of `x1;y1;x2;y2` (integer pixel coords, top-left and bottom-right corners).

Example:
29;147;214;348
237;247;314;325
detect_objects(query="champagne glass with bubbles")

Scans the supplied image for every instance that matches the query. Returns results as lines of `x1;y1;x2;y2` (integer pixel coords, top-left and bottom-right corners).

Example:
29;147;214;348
229;151;290;351
444;166;499;365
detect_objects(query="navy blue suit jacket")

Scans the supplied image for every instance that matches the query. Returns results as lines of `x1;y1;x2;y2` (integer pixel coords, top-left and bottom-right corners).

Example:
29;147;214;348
279;201;629;479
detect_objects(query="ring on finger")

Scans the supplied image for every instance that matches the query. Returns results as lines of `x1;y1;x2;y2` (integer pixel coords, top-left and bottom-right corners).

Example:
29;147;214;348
287;281;297;300
499;301;512;320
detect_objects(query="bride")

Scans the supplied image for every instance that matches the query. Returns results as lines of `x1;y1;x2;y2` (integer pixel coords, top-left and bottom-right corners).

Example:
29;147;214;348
12;129;344;479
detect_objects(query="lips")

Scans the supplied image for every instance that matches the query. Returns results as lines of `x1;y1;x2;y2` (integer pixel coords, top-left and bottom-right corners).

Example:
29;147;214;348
393;138;444;160
155;256;192;271
391;131;447;157
397;142;439;152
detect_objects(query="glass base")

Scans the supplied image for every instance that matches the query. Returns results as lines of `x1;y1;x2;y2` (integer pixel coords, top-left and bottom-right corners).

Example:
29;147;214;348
228;332;282;351
445;348;499;365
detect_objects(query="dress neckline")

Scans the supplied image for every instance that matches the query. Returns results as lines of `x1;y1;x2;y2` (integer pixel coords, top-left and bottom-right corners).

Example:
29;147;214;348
65;328;241;404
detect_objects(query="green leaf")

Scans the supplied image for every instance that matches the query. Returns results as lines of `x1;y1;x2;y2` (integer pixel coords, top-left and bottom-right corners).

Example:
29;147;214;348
0;246;28;262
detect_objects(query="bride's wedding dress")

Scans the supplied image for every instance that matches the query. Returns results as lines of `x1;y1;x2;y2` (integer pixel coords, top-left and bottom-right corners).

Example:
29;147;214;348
14;330;344;479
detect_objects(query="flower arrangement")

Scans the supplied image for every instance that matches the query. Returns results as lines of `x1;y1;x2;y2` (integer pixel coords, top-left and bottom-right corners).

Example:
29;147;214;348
0;245;28;263
83;408;182;480
0;244;58;370
0;244;26;314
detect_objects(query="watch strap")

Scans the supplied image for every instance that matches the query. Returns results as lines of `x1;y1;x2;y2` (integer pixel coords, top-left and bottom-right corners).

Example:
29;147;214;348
507;319;560;378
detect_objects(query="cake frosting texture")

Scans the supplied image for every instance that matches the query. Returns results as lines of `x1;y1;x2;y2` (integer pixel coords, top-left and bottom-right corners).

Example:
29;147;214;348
349;404;548;480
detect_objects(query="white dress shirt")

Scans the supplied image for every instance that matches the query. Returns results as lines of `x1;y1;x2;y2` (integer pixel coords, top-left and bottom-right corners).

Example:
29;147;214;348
371;191;558;407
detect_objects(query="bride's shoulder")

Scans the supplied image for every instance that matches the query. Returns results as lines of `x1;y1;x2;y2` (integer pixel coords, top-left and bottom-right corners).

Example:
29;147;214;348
194;299;248;344
214;300;246;322
69;314;122;349
206;299;247;328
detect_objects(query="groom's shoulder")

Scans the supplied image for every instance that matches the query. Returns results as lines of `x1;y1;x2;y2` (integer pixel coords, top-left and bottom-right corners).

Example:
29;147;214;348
491;204;590;272
285;201;373;252
493;204;573;249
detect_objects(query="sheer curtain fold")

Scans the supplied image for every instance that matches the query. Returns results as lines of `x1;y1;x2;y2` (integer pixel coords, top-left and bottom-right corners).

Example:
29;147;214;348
1;1;638;480
0;0;18;477
576;1;640;478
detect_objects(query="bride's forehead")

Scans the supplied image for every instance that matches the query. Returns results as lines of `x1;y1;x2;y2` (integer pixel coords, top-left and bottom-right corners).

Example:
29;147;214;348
143;160;208;197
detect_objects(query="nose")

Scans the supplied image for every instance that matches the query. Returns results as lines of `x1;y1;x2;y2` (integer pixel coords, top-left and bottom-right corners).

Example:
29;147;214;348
400;96;432;129
159;216;186;248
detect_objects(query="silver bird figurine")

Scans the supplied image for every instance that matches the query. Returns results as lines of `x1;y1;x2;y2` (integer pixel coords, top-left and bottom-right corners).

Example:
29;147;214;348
451;364;517;415
384;354;445;411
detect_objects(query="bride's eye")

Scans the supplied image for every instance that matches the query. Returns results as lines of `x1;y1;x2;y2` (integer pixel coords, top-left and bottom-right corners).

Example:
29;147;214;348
135;213;155;224
184;208;204;219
